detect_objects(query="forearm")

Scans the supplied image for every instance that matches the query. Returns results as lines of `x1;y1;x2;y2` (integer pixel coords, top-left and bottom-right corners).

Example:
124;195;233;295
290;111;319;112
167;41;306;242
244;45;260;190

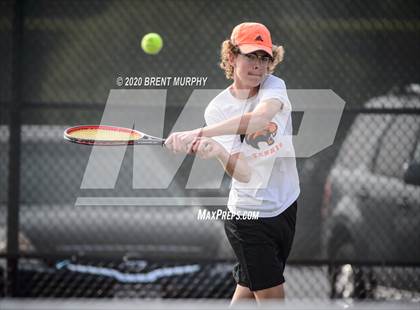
201;99;284;137
202;112;268;137
216;150;251;183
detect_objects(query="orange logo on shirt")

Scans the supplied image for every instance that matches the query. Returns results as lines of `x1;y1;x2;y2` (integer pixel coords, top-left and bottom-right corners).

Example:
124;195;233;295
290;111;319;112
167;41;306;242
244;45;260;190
245;122;278;149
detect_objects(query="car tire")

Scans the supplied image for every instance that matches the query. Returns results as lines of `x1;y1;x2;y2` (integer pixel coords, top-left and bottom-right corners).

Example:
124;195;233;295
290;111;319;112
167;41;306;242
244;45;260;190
329;242;376;299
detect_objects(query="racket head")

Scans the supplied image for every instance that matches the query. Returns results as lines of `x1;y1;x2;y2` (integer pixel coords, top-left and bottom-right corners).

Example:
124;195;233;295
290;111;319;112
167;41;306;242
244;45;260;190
64;125;145;146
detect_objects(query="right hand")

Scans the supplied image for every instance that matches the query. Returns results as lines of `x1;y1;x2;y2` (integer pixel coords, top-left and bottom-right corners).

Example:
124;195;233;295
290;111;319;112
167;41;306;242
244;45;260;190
164;128;202;154
191;137;223;159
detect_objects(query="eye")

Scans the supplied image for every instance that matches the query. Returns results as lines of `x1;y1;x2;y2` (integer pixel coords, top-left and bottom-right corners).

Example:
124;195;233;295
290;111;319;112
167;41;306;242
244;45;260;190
245;54;257;61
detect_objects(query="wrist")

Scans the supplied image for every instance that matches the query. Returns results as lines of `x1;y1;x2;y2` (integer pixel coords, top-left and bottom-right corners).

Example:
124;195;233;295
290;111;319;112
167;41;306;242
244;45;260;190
200;126;212;138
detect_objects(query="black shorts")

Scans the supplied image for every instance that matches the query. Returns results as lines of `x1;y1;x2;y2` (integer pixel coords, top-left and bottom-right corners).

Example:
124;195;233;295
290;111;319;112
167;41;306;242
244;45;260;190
224;200;297;291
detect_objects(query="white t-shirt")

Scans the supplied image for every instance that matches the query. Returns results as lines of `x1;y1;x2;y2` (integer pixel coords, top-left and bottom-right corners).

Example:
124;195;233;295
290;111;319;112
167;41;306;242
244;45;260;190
204;74;300;218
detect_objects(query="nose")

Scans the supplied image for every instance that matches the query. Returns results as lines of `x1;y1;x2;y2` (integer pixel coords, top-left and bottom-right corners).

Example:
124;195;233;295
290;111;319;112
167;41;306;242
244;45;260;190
253;58;266;69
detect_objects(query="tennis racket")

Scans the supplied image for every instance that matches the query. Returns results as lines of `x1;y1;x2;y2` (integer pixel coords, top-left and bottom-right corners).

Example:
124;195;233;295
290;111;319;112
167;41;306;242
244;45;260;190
63;125;165;146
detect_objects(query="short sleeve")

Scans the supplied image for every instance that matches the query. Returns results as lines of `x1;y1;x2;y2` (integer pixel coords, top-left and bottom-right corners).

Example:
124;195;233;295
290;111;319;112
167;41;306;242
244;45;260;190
259;76;292;112
204;105;242;154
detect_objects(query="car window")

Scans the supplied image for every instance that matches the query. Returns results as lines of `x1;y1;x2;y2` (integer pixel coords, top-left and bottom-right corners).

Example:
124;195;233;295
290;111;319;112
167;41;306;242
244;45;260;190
336;114;392;169
373;115;420;180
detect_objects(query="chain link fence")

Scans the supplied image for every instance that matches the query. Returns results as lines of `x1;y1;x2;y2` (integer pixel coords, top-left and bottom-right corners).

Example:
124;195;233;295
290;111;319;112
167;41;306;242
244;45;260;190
1;0;419;301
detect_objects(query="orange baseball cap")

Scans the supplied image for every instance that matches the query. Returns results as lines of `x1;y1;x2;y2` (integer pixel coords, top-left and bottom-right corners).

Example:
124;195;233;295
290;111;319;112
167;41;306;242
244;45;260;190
230;22;273;57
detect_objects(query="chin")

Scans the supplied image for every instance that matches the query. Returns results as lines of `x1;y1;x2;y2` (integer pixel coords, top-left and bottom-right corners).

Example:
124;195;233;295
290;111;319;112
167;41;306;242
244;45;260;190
246;76;263;87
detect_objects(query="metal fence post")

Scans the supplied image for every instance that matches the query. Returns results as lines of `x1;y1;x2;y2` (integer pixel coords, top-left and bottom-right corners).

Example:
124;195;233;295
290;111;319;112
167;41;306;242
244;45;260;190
6;0;24;297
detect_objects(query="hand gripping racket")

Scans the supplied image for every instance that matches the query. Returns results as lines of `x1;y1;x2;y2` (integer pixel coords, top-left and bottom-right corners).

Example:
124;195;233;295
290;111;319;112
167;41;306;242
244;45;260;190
63;125;165;146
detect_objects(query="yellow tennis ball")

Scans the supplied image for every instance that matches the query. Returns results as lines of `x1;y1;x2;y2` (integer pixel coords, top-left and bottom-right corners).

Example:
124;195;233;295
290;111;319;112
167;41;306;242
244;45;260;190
141;33;163;55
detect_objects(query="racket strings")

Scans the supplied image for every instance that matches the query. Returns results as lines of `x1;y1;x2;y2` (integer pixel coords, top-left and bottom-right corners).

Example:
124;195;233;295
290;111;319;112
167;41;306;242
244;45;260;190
68;128;142;141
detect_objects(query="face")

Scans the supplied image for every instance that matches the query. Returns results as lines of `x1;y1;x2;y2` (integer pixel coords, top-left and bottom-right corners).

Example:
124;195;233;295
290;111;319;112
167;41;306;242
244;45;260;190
229;49;272;89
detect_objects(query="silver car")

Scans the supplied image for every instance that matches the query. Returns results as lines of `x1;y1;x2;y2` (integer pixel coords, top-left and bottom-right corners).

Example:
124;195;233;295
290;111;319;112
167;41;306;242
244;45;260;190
321;85;420;298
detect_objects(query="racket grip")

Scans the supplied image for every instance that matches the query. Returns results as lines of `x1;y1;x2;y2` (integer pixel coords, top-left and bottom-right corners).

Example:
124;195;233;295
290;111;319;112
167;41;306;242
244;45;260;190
189;139;200;153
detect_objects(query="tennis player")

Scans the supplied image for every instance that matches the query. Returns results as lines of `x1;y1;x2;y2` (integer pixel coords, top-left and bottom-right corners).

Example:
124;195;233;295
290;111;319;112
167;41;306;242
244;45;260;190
165;22;300;304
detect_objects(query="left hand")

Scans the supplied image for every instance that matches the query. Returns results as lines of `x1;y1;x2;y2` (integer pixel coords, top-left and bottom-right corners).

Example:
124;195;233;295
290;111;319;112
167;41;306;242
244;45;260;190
164;128;202;154
192;137;224;159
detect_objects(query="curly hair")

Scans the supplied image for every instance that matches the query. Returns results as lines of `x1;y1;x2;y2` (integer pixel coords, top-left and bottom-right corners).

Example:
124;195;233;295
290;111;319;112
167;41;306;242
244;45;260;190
219;40;285;80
